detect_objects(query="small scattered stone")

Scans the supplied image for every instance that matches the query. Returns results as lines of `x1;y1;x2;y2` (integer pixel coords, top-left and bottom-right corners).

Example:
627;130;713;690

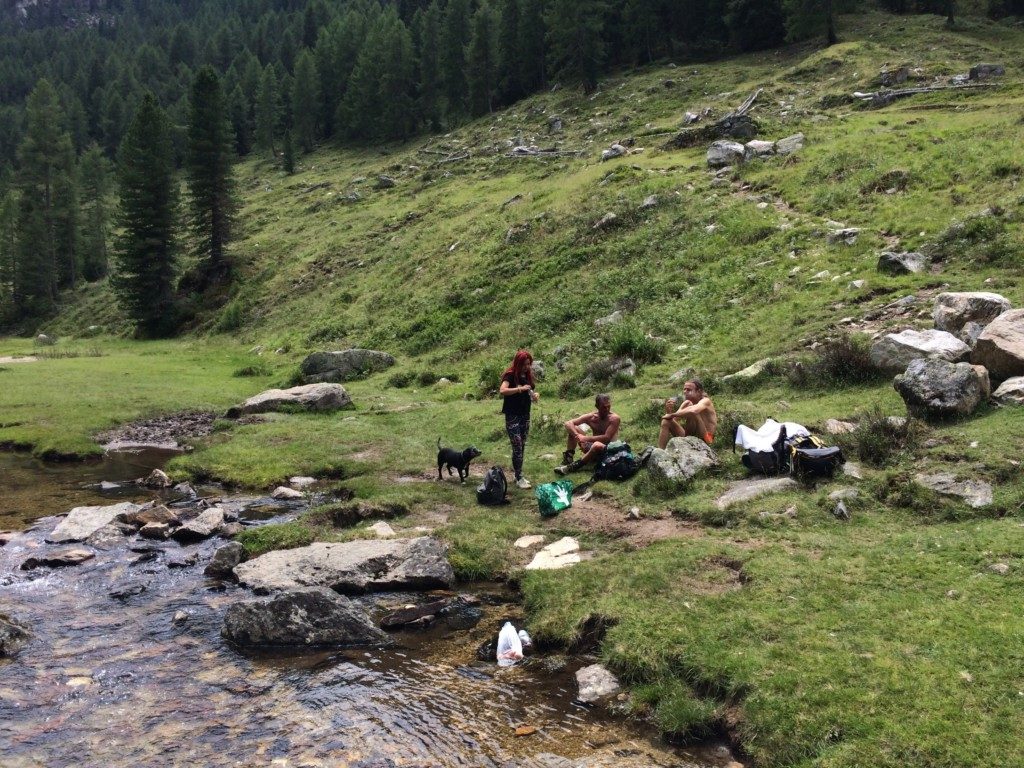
829;488;859;501
139;522;171;540
21;548;95;570
173;611;189;625
368;521;396;538
832;501;851;520
824;419;857;435
514;725;539;737
989;563;1010;575
289;476;317;489
514;535;546;549
271;486;304;500
626;507;641;520
576;663;622;704
144;469;173;488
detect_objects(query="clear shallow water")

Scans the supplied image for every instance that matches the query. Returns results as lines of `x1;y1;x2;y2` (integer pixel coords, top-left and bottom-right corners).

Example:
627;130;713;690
0;448;179;530
0;457;734;768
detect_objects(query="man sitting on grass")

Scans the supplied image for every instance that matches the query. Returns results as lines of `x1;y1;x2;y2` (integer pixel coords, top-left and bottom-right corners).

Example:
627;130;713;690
555;393;621;475
658;379;717;449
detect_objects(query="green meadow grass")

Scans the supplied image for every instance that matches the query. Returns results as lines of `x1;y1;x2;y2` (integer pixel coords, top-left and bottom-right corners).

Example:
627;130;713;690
3;10;1024;766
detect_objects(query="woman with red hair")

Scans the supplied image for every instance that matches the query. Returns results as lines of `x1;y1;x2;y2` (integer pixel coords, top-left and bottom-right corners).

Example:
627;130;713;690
499;349;539;489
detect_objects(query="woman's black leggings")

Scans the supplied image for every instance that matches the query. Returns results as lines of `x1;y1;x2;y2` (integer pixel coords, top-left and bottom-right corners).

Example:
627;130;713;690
505;414;530;480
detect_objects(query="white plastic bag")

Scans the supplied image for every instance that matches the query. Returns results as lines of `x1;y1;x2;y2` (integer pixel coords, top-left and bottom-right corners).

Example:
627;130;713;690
496;621;524;667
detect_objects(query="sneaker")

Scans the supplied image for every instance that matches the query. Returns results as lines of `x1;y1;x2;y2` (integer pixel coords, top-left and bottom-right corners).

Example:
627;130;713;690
554;464;569;476
516;476;532;489
555;460;584;476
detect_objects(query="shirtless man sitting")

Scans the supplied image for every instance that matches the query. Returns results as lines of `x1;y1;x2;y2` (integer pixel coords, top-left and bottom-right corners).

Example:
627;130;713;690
658;379;717;449
555;393;621;475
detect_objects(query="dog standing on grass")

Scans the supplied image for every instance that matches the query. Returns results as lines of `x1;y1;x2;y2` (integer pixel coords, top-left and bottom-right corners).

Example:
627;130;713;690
437;438;482;483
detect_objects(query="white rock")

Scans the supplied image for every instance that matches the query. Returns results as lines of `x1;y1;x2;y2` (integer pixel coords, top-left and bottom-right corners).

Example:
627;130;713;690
271;486;304;500
870;329;970;374
47;502;142;543
576;663;622;703
289;476;317;489
971;309;1024;381
715;477;797;510
933;292;1011;335
514;535;546;549
993;376;1024;405
368;521;396;538
525;537;581;570
914;473;993;508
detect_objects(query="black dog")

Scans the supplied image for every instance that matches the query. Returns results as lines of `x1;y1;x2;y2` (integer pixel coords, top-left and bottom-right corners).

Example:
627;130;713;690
437;438;482;483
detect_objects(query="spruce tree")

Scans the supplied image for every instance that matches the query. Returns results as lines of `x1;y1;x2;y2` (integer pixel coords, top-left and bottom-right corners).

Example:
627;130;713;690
185;66;235;280
282;131;296;174
13;79;76;316
291;49;321;153
496;0;523;104
0;190;15;320
783;0;839;44
112;93;178;338
339;10;416;141
727;0;786;51
545;0;609;93
441;0;472;118
467;2;499;116
78;144;112;281
314;10;369;138
255;65;279;158
413;2;444;131
518;0;548;93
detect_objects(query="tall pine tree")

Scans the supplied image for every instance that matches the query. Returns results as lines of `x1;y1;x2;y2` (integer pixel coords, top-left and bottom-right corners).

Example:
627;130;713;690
255;65;279;158
441;0;472;119
291;49;321;153
412;2;444;131
467;2;499;116
112;93;178;338
496;0;523;104
545;0;608;93
13;79;76;316
518;0;548;94
185;66;235;281
78;144;112;281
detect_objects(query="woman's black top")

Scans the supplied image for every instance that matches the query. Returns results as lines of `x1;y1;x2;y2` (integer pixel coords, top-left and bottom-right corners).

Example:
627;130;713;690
501;372;531;417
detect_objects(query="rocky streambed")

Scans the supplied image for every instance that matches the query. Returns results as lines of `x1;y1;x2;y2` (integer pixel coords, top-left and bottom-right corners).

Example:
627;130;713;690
0;454;737;768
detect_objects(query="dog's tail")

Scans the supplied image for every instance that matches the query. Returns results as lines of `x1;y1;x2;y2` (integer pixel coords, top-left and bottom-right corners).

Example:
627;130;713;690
437;437;442;450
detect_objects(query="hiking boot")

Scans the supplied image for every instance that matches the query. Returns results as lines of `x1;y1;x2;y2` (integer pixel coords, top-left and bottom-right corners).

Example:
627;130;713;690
561;450;575;465
555;460;585;475
515;476;532;489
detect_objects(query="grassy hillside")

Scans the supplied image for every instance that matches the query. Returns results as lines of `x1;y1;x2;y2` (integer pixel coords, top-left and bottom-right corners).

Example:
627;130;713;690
5;11;1024;768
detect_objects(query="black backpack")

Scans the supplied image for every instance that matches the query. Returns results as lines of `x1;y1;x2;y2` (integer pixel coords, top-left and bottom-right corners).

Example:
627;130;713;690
738;425;790;475
593;442;643;481
476;466;509;505
790;444;845;480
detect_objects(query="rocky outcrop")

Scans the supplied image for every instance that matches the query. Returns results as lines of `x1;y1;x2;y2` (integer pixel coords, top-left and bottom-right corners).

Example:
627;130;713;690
993;376;1024;405
877;251;928;274
119;505;179;528
707;140;748;168
299;349;395;384
893;358;989;419
971;309;1024;382
870;329;970;375
722;358;772;383
225;384;352;418
47;502;142;543
222;587;389;648
0;614;30;656
233;536;454;594
914;473;992;508
933;292;1011;335
647;437;718;487
775;133;805;155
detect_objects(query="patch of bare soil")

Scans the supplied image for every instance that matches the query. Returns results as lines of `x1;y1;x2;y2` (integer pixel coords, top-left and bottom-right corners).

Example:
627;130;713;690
545;492;702;549
96;411;217;450
0;356;37;364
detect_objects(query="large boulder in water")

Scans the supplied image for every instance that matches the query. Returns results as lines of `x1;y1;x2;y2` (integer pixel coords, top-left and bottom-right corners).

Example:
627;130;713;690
971;309;1024;382
46;502;142;543
233;536;454;594
646;437;718;488
222;587;389;649
299;349;395;384
893;358;989;419
870;329;970;375
225;383;351;418
933;292;1011;336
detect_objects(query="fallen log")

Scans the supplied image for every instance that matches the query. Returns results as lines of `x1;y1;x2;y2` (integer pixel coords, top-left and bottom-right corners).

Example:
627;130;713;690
852;82;996;108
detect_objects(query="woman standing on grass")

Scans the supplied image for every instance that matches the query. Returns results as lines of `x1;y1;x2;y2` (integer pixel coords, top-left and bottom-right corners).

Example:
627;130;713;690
499;349;539;489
